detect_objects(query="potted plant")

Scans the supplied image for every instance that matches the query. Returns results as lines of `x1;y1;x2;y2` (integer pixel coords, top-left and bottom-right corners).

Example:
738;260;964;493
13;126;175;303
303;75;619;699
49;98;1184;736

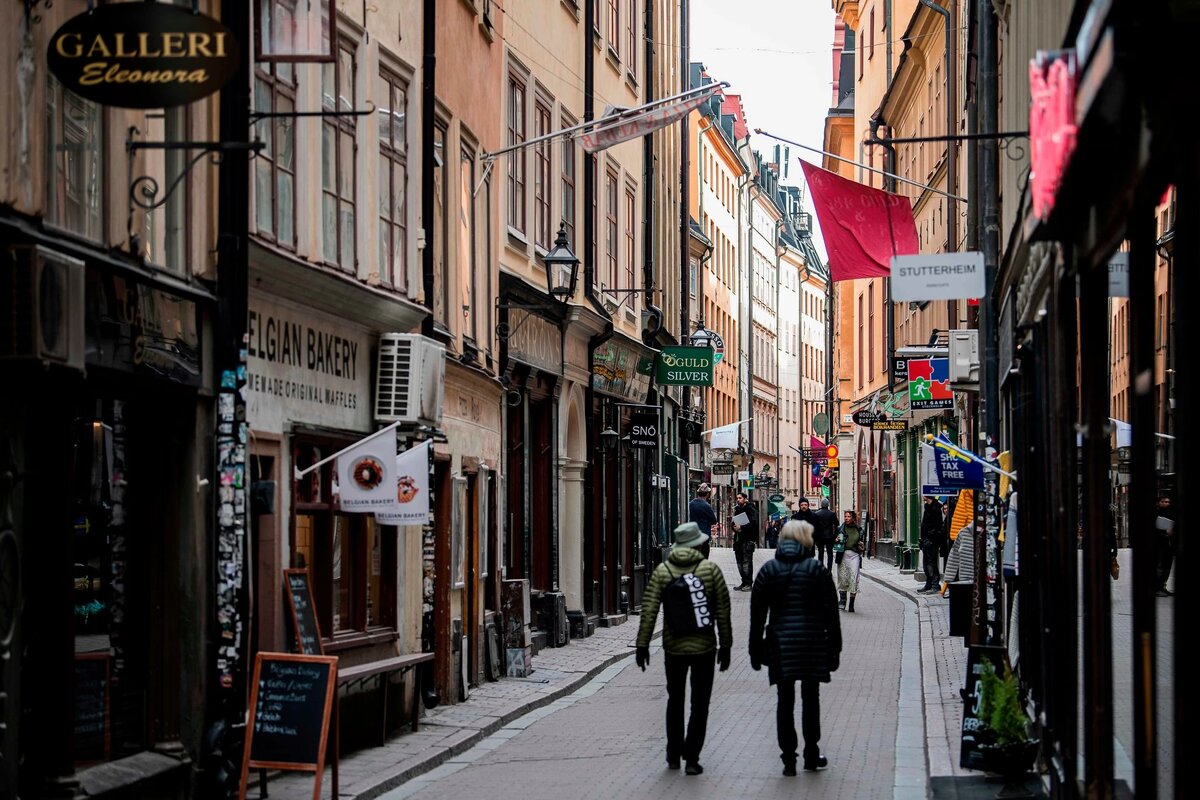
976;660;1039;776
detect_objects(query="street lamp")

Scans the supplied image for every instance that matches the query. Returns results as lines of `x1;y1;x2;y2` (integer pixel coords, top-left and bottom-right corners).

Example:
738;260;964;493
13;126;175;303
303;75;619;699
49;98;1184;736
542;223;581;303
689;322;714;349
600;427;620;452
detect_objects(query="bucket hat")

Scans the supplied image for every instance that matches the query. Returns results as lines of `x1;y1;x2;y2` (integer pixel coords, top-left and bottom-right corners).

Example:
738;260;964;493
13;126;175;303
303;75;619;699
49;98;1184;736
672;521;709;549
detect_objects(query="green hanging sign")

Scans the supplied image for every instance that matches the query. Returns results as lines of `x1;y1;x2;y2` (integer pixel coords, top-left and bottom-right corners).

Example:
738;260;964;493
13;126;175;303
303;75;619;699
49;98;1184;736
654;346;714;386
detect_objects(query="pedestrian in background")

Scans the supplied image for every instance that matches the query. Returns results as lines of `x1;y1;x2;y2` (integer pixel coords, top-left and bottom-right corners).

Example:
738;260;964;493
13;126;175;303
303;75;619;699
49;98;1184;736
835;511;864;611
791;498;818;556
1155;493;1175;596
766;515;782;549
732;491;758;591
748;519;842;776
812;498;838;570
636;521;732;775
918;496;944;593
689;483;718;541
939;522;976;597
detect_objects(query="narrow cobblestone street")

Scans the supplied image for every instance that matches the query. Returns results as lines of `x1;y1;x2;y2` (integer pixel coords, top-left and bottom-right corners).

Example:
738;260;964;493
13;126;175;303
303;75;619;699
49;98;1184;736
378;548;907;800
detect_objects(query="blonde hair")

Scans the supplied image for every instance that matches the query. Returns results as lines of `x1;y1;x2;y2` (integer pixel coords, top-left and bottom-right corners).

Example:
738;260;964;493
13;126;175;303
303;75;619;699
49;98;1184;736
779;520;814;549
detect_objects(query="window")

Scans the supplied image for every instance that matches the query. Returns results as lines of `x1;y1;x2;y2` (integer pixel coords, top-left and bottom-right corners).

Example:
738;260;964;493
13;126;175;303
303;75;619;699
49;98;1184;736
605;168;619;289
432;124;448;327
689;257;698;298
255;61;297;250
868;283;876;378
507;72;527;233
624;183;635;292
858;28;864;79
857;293;864;387
294;440;398;638
46;76;103;240
322;40;357;269
378;70;408;290
608;0;619;57
534;100;552;250
561;113;577;245
478;170;493;352
869;7;875;59
626;0;637;76
142;108;189;274
460;146;477;343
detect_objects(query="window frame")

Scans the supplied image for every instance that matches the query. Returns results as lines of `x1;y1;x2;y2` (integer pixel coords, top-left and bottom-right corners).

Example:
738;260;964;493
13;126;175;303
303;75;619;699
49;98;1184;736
533;97;553;251
377;68;409;291
254;60;299;251
604;166;620;290
560;111;578;246
292;437;399;644
432;121;450;330
623;180;636;294
506;69;528;236
322;37;359;271
45;76;104;242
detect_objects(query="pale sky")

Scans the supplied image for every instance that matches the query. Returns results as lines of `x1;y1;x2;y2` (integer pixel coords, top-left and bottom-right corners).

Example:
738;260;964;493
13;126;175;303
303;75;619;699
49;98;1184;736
690;0;837;261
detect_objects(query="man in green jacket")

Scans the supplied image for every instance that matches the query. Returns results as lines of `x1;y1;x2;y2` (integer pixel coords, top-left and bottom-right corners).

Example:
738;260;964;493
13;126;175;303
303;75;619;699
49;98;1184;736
635;521;733;775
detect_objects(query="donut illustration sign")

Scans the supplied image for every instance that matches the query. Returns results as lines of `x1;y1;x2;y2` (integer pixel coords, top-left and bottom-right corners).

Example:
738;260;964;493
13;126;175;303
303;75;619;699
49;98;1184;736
335;431;397;511
376;442;432;527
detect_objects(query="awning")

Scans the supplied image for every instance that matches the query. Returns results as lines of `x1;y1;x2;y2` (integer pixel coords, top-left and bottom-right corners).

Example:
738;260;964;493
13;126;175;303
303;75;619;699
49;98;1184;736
768;501;789;519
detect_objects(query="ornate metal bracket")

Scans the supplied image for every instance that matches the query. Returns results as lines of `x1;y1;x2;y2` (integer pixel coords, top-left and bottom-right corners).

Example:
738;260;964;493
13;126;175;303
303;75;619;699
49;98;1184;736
125;126;263;255
881;130;1030;163
249;100;377;124
24;0;54;25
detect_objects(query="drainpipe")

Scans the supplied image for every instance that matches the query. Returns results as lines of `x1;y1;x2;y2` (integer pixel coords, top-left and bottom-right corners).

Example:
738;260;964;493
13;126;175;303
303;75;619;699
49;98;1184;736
679;0;692;425
641;0;663;345
421;0;436;337
885;0;894;84
919;0;959;328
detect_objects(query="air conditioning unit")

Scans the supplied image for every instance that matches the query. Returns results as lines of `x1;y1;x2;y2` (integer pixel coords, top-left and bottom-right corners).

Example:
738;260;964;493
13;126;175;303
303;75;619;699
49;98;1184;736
0;245;85;372
374;333;446;425
948;329;980;386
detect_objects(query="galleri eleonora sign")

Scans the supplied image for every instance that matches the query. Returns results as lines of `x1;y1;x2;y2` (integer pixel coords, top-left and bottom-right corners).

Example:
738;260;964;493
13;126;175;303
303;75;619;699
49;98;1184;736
890;252;986;303
46;3;239;109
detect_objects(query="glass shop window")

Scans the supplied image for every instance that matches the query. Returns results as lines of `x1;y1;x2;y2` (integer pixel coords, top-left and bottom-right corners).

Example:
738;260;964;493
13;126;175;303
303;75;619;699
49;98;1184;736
293;438;397;641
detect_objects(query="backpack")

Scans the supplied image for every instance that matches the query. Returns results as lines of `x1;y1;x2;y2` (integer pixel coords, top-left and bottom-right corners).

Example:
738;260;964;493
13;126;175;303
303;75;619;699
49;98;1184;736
662;566;715;635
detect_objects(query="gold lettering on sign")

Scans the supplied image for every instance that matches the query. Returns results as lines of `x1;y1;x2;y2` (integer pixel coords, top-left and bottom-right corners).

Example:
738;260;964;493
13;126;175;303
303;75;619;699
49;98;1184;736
79;63;209;86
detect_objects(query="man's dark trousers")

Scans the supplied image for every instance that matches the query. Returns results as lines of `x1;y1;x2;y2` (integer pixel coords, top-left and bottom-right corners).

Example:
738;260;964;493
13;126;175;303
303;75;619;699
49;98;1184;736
921;541;941;589
665;651;717;764
815;540;834;571
736;541;755;586
776;679;821;763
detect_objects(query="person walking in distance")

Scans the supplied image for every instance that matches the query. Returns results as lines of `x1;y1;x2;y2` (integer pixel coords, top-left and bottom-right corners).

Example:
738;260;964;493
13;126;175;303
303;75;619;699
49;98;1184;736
732;492;759;591
812;498;838;571
689;483;718;541
918;496;944;593
835;511;865;611
636;522;733;775
1155;493;1175;596
748;520;842;776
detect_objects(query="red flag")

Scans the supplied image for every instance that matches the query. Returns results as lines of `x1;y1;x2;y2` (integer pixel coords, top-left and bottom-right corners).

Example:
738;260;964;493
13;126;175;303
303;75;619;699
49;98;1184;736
809;434;826;450
800;160;919;282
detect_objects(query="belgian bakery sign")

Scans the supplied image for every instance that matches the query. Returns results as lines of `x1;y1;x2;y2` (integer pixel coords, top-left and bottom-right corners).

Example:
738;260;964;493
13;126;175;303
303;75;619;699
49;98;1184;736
47;3;239;109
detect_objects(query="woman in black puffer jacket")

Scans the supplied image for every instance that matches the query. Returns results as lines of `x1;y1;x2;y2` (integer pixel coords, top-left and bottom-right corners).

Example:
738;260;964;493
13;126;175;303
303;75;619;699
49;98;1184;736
748;519;842;776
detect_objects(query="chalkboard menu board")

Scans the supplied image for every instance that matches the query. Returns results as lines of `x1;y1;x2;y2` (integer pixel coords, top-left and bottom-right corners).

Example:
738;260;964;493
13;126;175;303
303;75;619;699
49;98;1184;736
74;654;111;764
960;645;1008;770
239;653;337;799
284;569;324;655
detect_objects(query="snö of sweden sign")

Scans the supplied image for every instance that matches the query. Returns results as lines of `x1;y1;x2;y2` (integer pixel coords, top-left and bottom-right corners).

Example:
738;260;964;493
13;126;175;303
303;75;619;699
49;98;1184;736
47;4;239;109
654;347;714;386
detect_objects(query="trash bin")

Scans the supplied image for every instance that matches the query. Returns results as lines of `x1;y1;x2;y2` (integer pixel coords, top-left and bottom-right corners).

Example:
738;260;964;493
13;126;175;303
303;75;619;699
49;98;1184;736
948;582;973;638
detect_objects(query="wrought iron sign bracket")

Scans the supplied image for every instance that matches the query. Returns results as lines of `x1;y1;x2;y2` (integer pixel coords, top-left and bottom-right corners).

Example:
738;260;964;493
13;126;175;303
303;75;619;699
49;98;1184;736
249;101;377;124
125;127;264;255
881;130;1029;162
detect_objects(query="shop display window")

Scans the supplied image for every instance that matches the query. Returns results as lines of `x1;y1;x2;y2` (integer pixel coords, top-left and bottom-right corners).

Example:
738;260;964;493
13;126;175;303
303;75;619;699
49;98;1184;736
293;438;397;645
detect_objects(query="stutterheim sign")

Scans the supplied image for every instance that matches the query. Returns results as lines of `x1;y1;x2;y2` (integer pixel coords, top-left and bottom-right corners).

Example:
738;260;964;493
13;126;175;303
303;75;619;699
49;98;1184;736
47;4;239;109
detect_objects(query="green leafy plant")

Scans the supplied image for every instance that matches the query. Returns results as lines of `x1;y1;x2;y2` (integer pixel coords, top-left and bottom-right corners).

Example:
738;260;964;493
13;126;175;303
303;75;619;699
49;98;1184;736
979;660;1029;747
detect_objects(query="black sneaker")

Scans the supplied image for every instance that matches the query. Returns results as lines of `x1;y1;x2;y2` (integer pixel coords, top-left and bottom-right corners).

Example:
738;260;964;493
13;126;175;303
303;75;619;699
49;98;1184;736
667;757;680;770
782;762;797;777
685;762;704;775
803;755;828;771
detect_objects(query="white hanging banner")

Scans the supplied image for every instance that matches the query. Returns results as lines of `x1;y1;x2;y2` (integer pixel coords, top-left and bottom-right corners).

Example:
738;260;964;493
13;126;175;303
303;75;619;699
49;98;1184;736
375;441;432;526
336;429;399;512
580;89;716;153
890;251;986;302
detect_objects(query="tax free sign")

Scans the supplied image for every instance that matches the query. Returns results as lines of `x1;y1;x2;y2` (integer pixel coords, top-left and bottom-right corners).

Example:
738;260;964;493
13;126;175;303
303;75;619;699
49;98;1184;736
654;346;714;386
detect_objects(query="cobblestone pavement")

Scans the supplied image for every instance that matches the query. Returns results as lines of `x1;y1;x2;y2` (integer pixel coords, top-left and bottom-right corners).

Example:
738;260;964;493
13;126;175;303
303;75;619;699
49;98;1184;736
379;547;910;800
264;545;1172;800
